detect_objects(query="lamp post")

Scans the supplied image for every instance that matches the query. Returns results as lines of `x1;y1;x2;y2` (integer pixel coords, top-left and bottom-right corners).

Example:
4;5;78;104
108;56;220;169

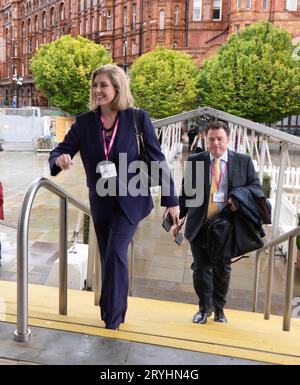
12;75;24;108
123;40;128;73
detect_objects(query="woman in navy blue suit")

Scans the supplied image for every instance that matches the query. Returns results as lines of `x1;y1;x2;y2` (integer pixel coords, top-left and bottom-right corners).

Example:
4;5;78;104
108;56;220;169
49;64;179;330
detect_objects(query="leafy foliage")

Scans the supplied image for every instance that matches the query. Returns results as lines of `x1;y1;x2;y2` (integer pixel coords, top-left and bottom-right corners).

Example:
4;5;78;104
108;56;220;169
30;35;111;115
130;47;199;118
198;21;300;123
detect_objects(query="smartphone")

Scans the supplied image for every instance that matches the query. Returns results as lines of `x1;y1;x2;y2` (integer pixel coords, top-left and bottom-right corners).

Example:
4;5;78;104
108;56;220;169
174;232;183;246
162;213;173;232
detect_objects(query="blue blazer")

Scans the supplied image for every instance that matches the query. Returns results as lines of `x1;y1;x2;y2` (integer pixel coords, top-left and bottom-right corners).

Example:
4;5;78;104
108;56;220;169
49;107;179;224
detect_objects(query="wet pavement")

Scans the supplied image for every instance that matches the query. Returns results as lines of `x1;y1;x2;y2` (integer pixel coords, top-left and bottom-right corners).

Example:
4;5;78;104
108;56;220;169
0;147;299;316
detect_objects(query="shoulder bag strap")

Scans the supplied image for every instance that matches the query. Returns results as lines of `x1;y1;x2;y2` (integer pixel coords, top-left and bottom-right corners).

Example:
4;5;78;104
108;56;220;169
133;108;146;155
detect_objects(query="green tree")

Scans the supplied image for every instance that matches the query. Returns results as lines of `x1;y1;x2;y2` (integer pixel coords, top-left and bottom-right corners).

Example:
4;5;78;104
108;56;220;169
30;35;111;115
198;21;300;123
130;47;199;118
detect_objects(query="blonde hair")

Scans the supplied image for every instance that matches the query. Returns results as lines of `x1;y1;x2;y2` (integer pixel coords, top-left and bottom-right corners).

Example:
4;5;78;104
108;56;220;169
89;64;134;111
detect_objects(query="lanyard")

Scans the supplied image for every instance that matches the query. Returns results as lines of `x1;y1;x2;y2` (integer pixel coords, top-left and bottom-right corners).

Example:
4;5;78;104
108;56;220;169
101;114;119;161
211;160;227;190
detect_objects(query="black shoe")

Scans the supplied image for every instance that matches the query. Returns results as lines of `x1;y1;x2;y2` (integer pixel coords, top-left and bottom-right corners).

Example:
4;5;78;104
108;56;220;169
193;310;212;324
214;310;227;323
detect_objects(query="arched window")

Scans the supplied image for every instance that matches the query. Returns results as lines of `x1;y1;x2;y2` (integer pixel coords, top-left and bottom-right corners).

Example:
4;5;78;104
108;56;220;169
42;12;46;29
35;15;38;31
28;19;31;33
159;10;165;30
60;3;65;20
51;8;55;26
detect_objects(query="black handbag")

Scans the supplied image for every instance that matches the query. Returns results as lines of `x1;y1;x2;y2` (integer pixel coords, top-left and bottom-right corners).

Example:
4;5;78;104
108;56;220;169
133;108;158;187
205;206;264;264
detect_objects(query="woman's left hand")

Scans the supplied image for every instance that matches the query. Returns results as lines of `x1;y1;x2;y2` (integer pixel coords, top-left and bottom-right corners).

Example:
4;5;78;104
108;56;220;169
163;206;180;227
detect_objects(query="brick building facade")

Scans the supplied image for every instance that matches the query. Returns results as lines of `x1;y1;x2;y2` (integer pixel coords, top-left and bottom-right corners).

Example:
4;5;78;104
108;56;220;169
0;0;299;107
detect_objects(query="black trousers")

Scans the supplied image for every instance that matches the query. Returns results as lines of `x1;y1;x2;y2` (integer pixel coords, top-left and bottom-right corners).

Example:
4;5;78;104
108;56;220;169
190;228;231;313
91;198;137;329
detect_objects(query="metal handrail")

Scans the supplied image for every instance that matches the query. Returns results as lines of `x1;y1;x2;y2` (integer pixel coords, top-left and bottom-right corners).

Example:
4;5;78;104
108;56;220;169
0;220;17;229
14;177;91;342
252;225;300;331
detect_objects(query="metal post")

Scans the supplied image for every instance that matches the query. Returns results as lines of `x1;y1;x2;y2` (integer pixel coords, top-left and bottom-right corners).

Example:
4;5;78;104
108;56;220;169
258;135;267;184
264;245;274;320
272;143;288;239
94;242;101;306
249;130;255;158
14;203;31;342
59;196;68;315
283;236;296;331
129;239;134;296
252;250;261;312
86;217;96;290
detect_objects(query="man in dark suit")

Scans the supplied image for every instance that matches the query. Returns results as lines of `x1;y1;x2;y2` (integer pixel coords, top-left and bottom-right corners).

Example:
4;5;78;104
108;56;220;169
176;121;262;324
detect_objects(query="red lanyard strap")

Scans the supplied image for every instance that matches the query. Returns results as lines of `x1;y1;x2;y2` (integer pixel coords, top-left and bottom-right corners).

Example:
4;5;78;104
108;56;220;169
101;114;119;161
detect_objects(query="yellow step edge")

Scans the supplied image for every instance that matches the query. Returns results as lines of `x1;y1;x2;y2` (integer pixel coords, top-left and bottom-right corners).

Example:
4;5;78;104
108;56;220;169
1;280;300;365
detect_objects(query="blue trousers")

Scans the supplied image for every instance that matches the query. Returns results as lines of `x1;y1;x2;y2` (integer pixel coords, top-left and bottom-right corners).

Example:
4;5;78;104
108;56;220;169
91;199;137;329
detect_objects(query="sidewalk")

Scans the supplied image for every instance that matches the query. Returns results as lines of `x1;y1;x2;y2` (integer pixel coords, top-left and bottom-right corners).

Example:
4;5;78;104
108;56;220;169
0;149;299;316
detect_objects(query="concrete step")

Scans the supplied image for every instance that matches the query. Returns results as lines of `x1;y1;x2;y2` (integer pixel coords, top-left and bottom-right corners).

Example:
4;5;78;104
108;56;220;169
1;280;299;365
1;141;35;152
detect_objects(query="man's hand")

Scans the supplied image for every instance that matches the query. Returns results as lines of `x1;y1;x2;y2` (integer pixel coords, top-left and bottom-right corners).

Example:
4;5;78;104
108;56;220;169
55;154;74;171
163;206;180;227
173;217;185;237
228;197;238;212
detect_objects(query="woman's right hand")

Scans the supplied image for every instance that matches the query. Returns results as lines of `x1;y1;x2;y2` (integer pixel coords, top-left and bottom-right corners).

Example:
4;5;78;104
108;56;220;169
55;154;74;170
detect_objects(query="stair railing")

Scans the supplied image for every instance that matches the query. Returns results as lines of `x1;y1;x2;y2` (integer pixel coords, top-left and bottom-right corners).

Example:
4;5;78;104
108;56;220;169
252;225;300;331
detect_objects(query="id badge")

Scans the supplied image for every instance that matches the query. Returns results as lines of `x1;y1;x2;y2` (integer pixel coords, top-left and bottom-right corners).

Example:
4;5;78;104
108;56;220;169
99;162;117;179
213;192;225;203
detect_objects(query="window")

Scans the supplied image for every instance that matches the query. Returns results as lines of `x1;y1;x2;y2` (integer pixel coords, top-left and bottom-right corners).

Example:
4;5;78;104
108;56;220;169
28;38;32;53
263;0;268;10
92;16;95;32
14;42;18;57
159;10;165;30
132;41;136;55
236;0;242;10
212;0;222;20
132;4;136;31
42;12;46;29
60;3;65;20
193;0;202;20
246;0;251;8
123;7;127;33
35;15;38;31
286;0;297;10
236;24;240;34
51;8;55;26
174;6;179;26
106;10;112;31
